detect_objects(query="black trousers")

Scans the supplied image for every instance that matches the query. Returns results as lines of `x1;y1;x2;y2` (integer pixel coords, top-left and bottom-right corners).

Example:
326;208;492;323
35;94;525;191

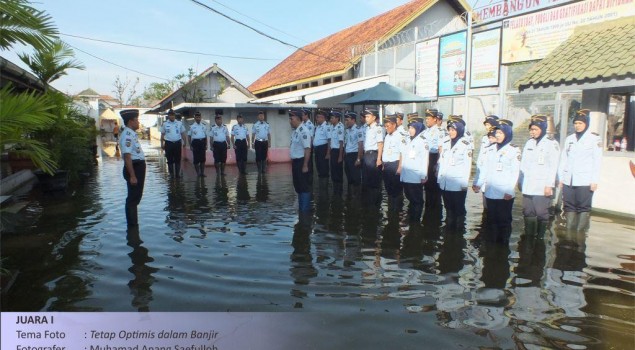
254;140;268;162
314;144;329;178
485;197;515;243
165;140;182;166
425;152;441;210
191;138;206;164
403;182;424;220
292;158;311;193
344;152;361;185
363;150;381;189
123;160;146;226
330;149;344;184
382;161;402;198
234;139;248;162
562;185;594;213
442;190;467;216
212;141;228;163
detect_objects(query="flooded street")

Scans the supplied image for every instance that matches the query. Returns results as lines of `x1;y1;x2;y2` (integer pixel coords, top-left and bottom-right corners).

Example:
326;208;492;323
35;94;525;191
2;140;634;349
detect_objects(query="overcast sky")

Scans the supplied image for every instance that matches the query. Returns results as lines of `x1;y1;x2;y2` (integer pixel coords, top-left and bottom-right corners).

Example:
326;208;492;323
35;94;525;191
2;0;438;96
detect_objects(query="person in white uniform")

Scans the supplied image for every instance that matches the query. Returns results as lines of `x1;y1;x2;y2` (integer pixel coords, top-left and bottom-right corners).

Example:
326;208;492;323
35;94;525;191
558;109;603;231
438;116;472;230
520;115;559;237
188;111;208;177
398;113;429;222
119;109;145;227
473;119;520;244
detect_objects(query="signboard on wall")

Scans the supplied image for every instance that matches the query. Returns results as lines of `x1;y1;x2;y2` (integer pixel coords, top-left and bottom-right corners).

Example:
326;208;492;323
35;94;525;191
472;0;575;24
438;31;467;97
501;0;635;64
470;28;501;89
414;38;439;100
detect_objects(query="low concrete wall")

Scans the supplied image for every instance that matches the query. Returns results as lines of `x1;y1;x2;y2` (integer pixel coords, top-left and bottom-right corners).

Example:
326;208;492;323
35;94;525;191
0;170;35;195
593;152;635;217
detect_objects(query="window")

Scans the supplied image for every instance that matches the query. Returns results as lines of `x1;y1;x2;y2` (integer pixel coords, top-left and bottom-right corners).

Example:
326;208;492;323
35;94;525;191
607;94;633;152
323;78;331;85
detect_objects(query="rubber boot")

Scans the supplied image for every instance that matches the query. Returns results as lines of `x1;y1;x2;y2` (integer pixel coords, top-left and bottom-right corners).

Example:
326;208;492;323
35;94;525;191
565;211;578;231
215;163;220;175
577;212;590;232
167;163;174;178
524;216;538;237
199;163;206;177
537;220;548;239
256;161;261;174
220;163;226;175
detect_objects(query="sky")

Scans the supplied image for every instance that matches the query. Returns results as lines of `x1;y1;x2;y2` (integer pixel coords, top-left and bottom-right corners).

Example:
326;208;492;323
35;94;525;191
2;0;425;97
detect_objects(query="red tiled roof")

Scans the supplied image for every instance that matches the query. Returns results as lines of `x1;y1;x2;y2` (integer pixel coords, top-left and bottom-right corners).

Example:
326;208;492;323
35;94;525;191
248;0;436;94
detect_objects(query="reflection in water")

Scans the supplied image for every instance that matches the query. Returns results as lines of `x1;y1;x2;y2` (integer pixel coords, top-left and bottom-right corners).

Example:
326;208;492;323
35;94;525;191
126;227;158;312
255;174;269;202
214;176;229;207
236;175;250;202
290;214;316;303
547;228;588;318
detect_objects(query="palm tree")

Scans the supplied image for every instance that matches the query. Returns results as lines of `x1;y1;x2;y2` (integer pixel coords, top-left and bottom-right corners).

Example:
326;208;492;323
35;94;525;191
0;0;58;51
0;85;58;174
18;40;85;89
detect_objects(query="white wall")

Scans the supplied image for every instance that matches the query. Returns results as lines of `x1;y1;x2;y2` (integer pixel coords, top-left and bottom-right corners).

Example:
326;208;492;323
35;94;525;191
593;153;635;216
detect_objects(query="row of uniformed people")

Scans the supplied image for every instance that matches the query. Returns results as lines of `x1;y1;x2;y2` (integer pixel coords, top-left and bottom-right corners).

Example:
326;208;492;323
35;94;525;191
161;110;272;177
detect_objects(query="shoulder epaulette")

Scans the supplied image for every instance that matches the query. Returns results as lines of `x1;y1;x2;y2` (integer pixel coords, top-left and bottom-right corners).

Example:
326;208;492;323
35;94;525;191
419;134;426;140
591;132;599;136
510;144;518;148
462;139;469;145
547;135;554;140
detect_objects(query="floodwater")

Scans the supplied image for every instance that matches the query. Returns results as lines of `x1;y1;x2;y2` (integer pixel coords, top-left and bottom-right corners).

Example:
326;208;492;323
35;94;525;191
1;139;634;349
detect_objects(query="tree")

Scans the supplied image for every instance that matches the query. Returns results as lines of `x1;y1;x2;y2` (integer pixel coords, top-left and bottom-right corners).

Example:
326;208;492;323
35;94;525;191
142;81;175;102
0;0;58;51
18;39;85;90
112;76;140;107
0;85;57;174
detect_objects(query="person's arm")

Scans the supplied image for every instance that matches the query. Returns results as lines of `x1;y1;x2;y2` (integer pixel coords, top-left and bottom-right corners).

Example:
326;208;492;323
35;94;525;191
124;153;137;185
303;148;311;173
231;130;236;149
160;133;165;150
246;126;251;149
338;140;344;163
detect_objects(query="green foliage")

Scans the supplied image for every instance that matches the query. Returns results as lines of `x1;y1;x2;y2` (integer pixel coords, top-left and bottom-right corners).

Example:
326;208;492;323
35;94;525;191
0;85;58;174
0;0;58;51
142;81;175;102
18;39;85;87
34;91;98;180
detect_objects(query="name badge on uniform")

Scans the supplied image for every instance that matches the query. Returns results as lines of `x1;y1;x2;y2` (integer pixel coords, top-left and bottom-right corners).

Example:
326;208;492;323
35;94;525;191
496;162;503;171
409;149;416;159
538;152;545;165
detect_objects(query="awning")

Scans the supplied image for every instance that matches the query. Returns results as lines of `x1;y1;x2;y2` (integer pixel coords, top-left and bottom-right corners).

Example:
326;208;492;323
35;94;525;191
516;16;635;93
251;75;390;104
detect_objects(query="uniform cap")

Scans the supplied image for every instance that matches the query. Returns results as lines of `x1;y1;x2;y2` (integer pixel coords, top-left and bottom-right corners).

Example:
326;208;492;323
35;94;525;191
425;108;439;118
167;109;175;116
316;109;328;117
498;119;513;127
288;109;303;118
447;115;466;127
395;112;404;120
384;114;397;124
437;111;444;120
407;112;423;125
573;109;590;124
363;109;378;117
120;109;139;123
329;110;342;119
301;108;311;116
530;114;547;123
483;115;499;125
344;111;357;120
237;114;244;118
194;111;201;117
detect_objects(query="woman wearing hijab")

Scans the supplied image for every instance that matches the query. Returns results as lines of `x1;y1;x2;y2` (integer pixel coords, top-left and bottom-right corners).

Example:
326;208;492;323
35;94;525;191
558;109;603;231
438;116;472;229
397;113;429;222
473;119;520;244
520;115;560;237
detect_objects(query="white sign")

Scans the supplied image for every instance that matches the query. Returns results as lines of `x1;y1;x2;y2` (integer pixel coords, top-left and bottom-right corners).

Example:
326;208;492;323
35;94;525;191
470;28;501;88
415;38;440;100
